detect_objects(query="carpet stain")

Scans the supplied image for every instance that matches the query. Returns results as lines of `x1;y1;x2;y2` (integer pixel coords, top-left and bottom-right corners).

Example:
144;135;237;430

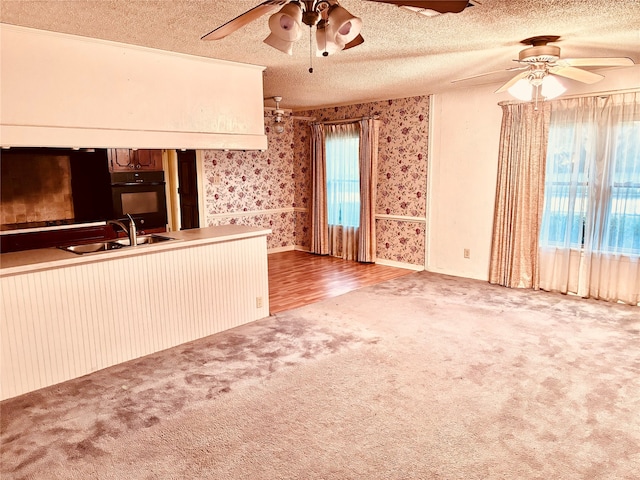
1;312;372;476
64;438;106;460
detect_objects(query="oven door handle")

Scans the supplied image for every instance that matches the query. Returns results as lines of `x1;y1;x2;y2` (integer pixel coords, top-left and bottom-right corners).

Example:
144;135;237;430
111;182;165;187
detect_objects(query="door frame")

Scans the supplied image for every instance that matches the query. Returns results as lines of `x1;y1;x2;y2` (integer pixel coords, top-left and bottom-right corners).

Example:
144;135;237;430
164;150;206;232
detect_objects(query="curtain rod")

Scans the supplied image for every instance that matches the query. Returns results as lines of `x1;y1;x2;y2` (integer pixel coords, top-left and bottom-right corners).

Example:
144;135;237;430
312;115;378;126
498;87;640;106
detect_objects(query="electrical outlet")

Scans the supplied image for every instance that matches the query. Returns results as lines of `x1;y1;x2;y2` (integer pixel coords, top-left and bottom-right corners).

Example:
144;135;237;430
463;248;470;259
212;174;221;185
256;296;263;308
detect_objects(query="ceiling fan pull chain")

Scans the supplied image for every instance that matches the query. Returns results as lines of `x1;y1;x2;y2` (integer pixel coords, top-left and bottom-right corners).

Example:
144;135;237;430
308;25;314;73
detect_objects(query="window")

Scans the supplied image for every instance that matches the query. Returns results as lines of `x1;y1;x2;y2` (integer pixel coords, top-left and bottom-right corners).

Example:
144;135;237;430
606;119;640;252
540;123;590;247
540;101;640;255
326;125;360;228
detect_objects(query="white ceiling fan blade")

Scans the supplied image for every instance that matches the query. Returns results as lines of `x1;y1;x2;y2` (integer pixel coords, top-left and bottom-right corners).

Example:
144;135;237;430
494;71;530;94
201;0;287;40
451;65;528;84
549;65;604;84
558;57;635;67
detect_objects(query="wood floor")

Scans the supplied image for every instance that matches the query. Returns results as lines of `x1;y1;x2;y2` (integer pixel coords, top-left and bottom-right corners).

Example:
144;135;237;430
268;250;416;314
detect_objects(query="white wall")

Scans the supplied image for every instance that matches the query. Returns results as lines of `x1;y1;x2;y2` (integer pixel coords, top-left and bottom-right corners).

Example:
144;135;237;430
428;66;640;281
0;24;267;150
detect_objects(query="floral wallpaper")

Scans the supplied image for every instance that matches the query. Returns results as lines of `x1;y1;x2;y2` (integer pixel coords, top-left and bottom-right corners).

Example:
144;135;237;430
376;220;426;265
202;95;429;266
202;115;297;249
296;96;429;266
208;211;295;249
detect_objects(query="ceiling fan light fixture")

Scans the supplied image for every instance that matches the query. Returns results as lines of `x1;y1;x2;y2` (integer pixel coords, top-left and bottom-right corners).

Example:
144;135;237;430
540;74;566;99
263;33;296;54
267;3;303;41
325;5;362;45
507;78;533;101
315;22;345;56
507;74;566;102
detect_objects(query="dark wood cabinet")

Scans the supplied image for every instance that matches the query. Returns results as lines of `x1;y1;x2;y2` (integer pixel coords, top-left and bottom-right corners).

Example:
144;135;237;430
108;149;162;172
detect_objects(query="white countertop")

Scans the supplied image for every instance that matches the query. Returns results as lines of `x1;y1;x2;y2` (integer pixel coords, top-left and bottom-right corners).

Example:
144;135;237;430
0;225;271;277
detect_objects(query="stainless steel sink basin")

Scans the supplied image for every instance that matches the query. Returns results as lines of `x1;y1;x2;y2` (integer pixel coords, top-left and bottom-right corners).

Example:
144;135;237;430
60;241;125;254
60;234;176;255
114;234;175;247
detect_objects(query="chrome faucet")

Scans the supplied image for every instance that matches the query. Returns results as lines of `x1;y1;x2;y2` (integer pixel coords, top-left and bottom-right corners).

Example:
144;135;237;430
126;214;137;246
107;214;137;246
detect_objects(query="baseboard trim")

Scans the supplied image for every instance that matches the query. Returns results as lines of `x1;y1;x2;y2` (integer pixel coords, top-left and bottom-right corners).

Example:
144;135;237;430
268;245;296;254
268;245;311;254
376;258;425;271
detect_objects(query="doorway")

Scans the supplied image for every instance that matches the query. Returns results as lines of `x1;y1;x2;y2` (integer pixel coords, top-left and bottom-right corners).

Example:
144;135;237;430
176;150;200;230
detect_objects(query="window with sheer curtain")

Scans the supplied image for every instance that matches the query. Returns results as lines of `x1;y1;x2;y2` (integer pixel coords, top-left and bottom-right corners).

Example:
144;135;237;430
324;123;360;259
538;92;639;304
540;109;639;253
310;119;379;263
326;125;360;228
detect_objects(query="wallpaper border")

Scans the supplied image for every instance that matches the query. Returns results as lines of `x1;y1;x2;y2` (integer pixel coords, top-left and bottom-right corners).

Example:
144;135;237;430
209;208;426;224
208;207;294;218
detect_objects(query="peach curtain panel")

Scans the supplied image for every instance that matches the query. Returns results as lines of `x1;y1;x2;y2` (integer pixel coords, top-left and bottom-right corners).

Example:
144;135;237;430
358;118;380;263
489;102;550;289
310;123;329;255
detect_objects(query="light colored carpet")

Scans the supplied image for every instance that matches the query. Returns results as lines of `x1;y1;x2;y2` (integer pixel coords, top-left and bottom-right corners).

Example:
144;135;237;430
1;272;639;479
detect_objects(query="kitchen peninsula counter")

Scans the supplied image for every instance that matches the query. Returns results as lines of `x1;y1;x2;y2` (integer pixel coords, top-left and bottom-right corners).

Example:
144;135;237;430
0;225;271;276
1;225;271;400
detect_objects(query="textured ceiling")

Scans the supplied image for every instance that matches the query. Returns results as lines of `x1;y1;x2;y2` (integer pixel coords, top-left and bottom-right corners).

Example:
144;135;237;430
1;0;639;110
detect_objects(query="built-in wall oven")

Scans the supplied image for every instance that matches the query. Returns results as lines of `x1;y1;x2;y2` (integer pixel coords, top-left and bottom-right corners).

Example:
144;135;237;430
110;171;167;230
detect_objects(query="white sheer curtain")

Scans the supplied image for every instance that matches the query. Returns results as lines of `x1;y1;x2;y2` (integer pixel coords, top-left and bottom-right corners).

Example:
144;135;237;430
326;123;360;260
539;91;640;305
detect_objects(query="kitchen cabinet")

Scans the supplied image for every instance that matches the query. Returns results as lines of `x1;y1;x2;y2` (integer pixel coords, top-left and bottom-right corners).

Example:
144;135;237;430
108;149;163;172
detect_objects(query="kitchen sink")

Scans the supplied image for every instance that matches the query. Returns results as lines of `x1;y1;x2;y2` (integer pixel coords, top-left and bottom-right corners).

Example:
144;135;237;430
60;241;125;254
114;234;175;247
60;234;176;255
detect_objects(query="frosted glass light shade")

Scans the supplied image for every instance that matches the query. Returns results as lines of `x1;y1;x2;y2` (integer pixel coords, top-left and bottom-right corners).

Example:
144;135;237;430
267;3;303;41
541;75;566;99
316;25;344;56
264;34;295;55
326;6;362;45
507;78;533;101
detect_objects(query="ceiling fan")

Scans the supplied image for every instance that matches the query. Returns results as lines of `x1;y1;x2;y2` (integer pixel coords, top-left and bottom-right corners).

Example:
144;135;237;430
265;95;287;133
453;35;635;101
201;1;474;59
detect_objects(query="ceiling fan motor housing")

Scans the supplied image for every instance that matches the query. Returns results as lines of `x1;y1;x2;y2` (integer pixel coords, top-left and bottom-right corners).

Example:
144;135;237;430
519;45;561;63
